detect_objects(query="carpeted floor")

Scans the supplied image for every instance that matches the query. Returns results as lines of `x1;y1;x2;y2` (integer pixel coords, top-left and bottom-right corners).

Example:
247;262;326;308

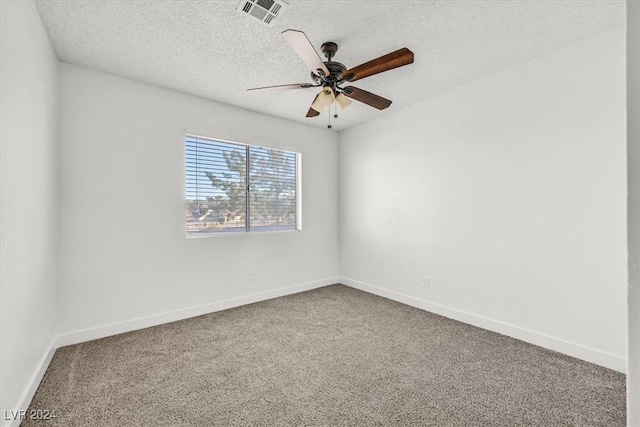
25;285;625;426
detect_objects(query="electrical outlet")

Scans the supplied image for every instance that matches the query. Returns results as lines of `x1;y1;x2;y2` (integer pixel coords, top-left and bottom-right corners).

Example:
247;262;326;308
422;277;430;290
250;272;257;283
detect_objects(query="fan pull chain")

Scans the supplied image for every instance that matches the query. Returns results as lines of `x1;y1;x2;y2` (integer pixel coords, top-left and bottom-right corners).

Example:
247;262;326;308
327;101;339;129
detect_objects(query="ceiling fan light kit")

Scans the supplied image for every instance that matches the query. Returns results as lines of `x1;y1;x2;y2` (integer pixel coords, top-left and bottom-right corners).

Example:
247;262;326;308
335;92;351;110
318;86;336;106
248;29;414;128
310;97;325;113
308;97;322;112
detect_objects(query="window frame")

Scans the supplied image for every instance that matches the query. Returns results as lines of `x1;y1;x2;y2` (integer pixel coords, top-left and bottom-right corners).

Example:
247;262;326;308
185;133;302;237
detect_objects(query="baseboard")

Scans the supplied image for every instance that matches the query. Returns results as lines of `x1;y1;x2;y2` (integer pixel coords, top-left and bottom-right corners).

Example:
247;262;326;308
340;277;627;373
12;275;622;427
1;337;57;427
56;277;338;348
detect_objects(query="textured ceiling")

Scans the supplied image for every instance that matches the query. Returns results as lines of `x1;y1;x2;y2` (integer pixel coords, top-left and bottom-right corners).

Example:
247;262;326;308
35;0;624;132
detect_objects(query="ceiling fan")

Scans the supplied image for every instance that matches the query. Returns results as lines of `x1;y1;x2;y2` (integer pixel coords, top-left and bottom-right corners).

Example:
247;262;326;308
247;30;414;128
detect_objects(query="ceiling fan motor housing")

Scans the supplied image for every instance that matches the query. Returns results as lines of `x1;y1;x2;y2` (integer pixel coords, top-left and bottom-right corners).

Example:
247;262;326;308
310;61;346;86
311;41;347;90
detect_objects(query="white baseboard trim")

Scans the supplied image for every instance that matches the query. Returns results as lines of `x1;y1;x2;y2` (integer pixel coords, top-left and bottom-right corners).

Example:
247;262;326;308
2;337;57;427
340;277;627;373
56;277;339;348
4;277;337;426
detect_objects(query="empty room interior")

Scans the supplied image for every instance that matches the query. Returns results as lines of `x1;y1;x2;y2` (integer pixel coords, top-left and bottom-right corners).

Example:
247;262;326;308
2;0;639;426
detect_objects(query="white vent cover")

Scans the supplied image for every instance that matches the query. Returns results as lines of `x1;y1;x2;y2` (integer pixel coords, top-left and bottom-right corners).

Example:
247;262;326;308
236;0;289;27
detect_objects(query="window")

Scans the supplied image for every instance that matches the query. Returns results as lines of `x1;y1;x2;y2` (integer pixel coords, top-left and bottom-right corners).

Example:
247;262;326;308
185;134;301;236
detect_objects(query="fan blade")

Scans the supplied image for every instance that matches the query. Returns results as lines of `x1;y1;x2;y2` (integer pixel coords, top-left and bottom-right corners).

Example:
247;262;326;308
306;108;320;117
343;48;414;82
342;86;392;110
282;29;330;77
247;83;315;93
306;94;320;117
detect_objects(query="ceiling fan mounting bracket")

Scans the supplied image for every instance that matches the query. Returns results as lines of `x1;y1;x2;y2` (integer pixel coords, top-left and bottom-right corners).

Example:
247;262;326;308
320;41;338;61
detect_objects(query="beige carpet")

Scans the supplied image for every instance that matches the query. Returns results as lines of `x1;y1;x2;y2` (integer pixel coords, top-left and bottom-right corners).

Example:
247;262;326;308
25;285;625;426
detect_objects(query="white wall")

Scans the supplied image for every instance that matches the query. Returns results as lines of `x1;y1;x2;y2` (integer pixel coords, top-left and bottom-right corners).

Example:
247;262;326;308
627;0;640;423
56;63;339;340
339;28;627;371
0;1;59;422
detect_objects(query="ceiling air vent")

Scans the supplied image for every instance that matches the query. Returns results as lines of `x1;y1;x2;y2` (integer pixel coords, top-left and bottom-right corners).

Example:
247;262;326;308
236;0;288;28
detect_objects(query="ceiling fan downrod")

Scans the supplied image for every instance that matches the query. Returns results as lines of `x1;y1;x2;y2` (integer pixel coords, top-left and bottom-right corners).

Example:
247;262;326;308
321;41;338;61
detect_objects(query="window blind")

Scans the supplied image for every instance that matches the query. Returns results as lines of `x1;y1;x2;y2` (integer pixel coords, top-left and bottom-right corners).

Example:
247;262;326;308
249;146;298;231
185;134;301;236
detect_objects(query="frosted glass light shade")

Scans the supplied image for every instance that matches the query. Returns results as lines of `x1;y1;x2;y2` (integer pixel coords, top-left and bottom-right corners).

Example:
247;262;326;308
317;86;336;105
335;92;352;110
311;95;325;112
